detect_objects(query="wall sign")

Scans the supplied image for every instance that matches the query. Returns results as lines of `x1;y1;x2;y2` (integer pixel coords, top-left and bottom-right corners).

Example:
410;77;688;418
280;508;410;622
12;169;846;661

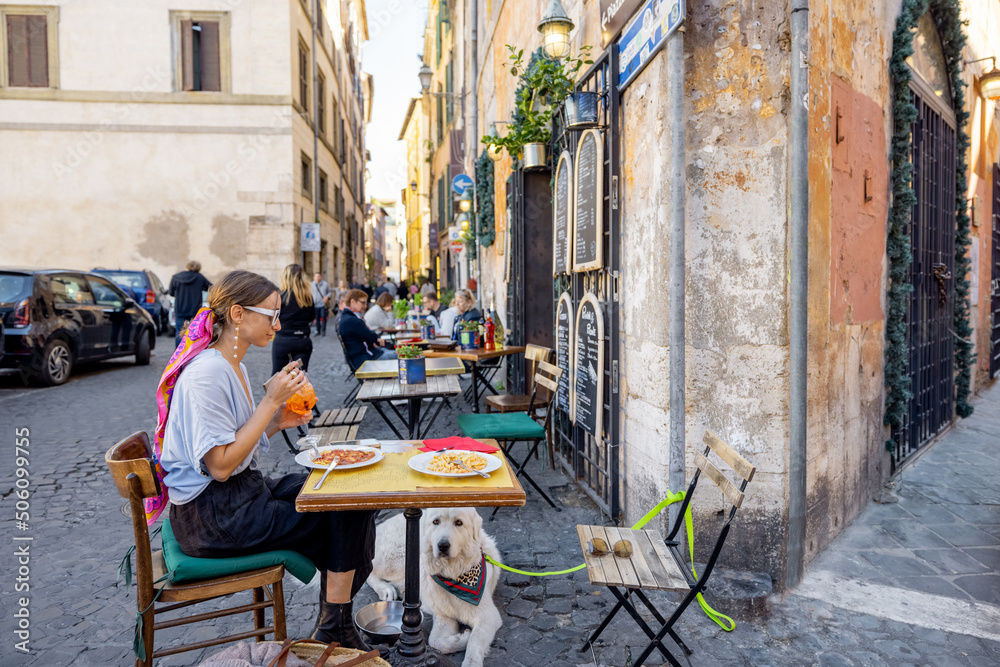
553;151;573;275
574;293;604;437
600;0;646;46
617;0;684;92
300;222;320;252
556;292;575;420
573;129;603;272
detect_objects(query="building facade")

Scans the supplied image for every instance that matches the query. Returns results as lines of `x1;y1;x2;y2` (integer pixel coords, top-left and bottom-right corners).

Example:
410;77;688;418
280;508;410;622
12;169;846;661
399;96;432;281
459;0;1000;587
0;0;369;287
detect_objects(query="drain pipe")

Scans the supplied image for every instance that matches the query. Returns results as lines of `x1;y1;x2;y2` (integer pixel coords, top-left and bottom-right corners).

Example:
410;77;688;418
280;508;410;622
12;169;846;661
470;0;482;307
786;0;809;590
667;25;686;530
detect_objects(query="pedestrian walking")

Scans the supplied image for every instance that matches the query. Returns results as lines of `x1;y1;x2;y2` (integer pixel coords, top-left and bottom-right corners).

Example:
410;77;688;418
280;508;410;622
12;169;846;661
419;277;436;298
157;270;376;650
311;272;331;336
381;277;398;298
271;264;314;375
169;260;212;348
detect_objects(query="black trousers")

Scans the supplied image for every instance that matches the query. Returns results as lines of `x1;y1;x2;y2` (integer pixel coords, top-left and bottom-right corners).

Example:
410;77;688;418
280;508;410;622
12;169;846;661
170;470;376;596
271;334;313;375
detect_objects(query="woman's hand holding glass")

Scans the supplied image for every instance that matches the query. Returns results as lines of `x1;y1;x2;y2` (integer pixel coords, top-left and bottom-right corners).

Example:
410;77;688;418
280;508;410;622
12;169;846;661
264;362;313;432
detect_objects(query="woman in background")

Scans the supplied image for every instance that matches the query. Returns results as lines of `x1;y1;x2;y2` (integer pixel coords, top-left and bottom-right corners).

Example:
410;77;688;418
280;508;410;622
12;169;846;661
364;292;394;331
271;264;314;375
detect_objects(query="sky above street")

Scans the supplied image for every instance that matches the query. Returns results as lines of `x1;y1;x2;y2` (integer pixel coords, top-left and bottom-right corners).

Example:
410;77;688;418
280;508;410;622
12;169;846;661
362;0;428;203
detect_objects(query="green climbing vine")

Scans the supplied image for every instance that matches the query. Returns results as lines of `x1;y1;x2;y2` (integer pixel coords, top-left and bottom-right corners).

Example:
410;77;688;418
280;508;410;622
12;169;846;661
475;149;495;249
885;0;973;454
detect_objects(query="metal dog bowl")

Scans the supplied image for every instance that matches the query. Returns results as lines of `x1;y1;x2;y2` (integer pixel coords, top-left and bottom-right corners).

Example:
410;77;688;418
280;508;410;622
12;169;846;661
354;600;424;646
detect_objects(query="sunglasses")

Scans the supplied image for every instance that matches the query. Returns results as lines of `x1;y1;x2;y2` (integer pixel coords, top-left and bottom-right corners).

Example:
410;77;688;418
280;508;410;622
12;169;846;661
243;305;280;326
586;537;633;559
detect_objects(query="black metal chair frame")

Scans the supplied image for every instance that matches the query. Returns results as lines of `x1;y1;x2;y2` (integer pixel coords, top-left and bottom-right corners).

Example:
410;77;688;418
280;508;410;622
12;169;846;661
580;434;755;667
335;330;363;408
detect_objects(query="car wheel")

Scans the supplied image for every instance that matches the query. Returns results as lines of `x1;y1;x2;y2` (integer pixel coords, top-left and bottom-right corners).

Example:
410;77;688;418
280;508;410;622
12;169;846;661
40;339;73;386
135;330;152;365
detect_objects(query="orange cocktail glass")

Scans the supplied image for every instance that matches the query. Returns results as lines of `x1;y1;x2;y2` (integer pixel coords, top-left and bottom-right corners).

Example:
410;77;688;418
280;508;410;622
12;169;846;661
286;377;317;416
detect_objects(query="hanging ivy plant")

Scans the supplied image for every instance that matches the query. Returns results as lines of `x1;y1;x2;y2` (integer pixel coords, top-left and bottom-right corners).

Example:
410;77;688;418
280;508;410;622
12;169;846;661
884;0;973;454
475;149;495;248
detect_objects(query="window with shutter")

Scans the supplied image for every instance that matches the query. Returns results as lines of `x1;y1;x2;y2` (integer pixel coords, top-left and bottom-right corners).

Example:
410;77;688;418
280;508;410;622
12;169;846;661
299;44;309;112
6;14;49;87
301;154;312;198
318;73;326;136
445;59;453;125
319;170;328;209
180;19;221;91
332;96;340;159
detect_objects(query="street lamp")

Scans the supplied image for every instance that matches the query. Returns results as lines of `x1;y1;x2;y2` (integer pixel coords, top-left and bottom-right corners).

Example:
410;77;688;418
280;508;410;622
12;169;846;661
410;180;418;193
458;187;472;213
967;56;1000;100
538;0;574;60
418;62;433;94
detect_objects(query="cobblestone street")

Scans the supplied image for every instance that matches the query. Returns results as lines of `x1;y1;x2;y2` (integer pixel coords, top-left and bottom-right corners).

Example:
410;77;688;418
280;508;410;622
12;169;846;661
1;334;998;666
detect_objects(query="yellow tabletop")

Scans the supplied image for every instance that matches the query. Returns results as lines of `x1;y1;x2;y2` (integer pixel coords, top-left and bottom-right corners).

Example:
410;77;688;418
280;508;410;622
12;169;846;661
295;441;526;511
355;356;465;379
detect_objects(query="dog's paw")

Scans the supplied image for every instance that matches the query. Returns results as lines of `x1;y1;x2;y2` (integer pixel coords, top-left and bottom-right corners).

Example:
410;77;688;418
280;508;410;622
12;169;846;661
460;654;485;667
366;578;399;601
429;631;468;654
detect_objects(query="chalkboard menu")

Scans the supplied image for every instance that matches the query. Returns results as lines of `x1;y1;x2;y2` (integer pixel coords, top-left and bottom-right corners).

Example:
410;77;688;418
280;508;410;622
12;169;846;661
574;294;605;437
556;293;574;419
553;151;573;275
573;129;604;272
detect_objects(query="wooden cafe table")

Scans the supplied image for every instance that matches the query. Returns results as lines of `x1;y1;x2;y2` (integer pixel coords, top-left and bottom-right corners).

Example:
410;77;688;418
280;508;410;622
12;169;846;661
422;346;526;413
357;375;462;440
296;440;525;667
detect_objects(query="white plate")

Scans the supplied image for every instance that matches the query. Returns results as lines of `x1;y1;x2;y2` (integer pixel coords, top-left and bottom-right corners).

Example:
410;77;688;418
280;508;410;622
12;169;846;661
295;445;384;470
408;450;502;478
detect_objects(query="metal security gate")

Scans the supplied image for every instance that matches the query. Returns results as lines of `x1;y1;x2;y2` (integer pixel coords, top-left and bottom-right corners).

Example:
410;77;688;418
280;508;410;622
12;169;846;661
991;163;1000;379
893;88;957;465
550;45;621;520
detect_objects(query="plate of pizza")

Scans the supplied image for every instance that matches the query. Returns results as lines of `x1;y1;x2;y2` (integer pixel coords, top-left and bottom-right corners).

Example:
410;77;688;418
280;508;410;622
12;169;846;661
295;445;383;470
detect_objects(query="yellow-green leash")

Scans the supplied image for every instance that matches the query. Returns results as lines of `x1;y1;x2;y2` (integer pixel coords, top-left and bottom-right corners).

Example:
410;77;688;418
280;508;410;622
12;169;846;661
482;491;735;631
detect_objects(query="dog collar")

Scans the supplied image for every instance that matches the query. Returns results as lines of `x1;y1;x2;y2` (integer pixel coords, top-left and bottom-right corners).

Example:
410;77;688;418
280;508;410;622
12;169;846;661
431;554;486;606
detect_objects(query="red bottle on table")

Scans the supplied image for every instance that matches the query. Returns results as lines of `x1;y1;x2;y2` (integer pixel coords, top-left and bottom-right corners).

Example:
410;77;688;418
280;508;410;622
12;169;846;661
484;310;495;351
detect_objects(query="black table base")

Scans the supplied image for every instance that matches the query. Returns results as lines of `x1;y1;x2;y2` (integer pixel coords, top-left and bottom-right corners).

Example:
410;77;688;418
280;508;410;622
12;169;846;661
366;396;449;440
384;508;458;667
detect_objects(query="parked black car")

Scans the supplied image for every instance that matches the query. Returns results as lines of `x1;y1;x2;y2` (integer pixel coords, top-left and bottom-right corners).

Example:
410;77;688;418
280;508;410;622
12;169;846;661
0;269;156;385
92;268;174;336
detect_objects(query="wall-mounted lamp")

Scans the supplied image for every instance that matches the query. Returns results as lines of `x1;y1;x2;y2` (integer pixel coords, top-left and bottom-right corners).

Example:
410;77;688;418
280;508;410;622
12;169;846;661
458;187;473;213
967;56;1000;100
418;62;433;95
537;0;574;60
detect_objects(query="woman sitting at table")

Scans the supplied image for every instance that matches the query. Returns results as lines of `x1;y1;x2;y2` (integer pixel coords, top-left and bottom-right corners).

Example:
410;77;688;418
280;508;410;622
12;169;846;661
159;271;377;650
339;288;396;370
363;291;394;331
451;289;483;340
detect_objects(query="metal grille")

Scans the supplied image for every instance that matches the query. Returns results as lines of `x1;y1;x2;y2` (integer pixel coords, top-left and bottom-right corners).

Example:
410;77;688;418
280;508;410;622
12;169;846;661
893;90;956;465
549;45;621;521
991;163;1000;379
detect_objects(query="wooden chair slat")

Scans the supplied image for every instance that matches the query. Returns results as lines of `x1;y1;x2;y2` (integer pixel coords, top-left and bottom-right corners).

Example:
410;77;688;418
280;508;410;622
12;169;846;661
648;534;690;590
536;360;561;378
106;432;160;499
577;525;615;587
703;430;756;482
630;530;686;591
524;344;551;363
694;451;745;508
603;526;641;588
615;528;660;590
353;406;368;422
316;409;332;427
533;374;559;394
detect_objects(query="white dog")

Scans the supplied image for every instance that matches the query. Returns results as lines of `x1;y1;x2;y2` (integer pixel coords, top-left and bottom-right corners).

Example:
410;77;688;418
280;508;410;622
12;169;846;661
366;508;503;667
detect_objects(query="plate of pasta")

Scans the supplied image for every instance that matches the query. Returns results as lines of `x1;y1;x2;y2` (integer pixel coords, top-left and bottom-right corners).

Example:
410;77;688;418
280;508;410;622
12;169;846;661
408;450;503;478
294;445;383;470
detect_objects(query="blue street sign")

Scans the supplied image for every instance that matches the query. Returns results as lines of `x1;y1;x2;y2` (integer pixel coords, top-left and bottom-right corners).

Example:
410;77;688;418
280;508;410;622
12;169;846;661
617;0;684;92
451;173;474;196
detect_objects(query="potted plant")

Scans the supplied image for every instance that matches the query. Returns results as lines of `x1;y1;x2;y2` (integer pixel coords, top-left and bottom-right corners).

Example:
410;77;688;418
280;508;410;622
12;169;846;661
397;345;426;385
482;45;593;170
420;317;436;340
457;321;481;351
392;299;409;328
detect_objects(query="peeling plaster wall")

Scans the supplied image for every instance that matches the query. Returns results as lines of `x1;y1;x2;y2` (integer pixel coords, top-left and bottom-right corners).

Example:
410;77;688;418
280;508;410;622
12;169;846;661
619;0;793;581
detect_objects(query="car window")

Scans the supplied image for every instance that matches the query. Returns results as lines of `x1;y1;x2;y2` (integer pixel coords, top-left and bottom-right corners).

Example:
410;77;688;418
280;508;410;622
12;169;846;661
88;277;125;308
0;273;32;305
51;275;95;305
95;271;147;292
149;272;165;293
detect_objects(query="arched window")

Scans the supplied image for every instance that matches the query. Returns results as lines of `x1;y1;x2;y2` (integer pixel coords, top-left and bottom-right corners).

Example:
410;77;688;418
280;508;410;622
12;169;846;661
906;11;952;104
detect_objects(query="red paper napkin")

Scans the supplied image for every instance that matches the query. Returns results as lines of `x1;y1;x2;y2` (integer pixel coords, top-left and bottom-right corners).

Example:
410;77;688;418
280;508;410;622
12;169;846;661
419;437;499;453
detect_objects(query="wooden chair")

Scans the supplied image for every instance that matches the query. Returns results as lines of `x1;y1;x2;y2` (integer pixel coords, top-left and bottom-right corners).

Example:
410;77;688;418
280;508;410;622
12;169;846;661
457;360;563;517
576;431;756;667
485;344;553;465
106;432;287;666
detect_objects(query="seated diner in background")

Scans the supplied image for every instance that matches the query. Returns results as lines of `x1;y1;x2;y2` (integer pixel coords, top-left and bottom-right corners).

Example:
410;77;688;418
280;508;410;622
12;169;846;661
157;270;377;650
436;301;460;337
422;292;447;322
339;288;397;369
452;288;482;334
364;291;394;331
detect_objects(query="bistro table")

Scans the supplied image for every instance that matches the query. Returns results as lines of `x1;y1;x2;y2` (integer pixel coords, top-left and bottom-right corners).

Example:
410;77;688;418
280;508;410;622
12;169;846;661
423;347;526;413
378;327;421;345
296;440;525;667
355;357;464;379
357;375;462;439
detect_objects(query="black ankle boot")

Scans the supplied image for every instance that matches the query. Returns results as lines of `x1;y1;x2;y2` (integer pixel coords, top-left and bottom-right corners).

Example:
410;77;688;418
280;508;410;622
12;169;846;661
310;599;371;651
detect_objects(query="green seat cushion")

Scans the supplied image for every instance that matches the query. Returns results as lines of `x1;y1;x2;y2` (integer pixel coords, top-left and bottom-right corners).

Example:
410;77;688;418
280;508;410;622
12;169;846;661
457;412;546;440
161;518;317;584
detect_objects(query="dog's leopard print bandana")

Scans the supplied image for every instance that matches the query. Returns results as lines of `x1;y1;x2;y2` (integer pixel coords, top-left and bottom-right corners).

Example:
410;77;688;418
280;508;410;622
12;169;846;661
431;554;486;606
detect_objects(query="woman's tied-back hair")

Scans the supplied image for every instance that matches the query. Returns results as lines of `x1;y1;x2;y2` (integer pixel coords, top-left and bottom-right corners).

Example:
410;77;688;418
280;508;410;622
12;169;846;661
207;270;279;344
280;264;314;309
376;292;394;308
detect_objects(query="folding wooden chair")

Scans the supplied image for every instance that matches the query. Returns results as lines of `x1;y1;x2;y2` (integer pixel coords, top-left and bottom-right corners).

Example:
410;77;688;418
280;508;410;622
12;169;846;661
577;430;756;667
457;360;563;518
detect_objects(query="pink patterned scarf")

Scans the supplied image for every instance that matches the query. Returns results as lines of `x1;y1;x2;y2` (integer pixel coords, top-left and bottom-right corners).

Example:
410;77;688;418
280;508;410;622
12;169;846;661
146;307;215;525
